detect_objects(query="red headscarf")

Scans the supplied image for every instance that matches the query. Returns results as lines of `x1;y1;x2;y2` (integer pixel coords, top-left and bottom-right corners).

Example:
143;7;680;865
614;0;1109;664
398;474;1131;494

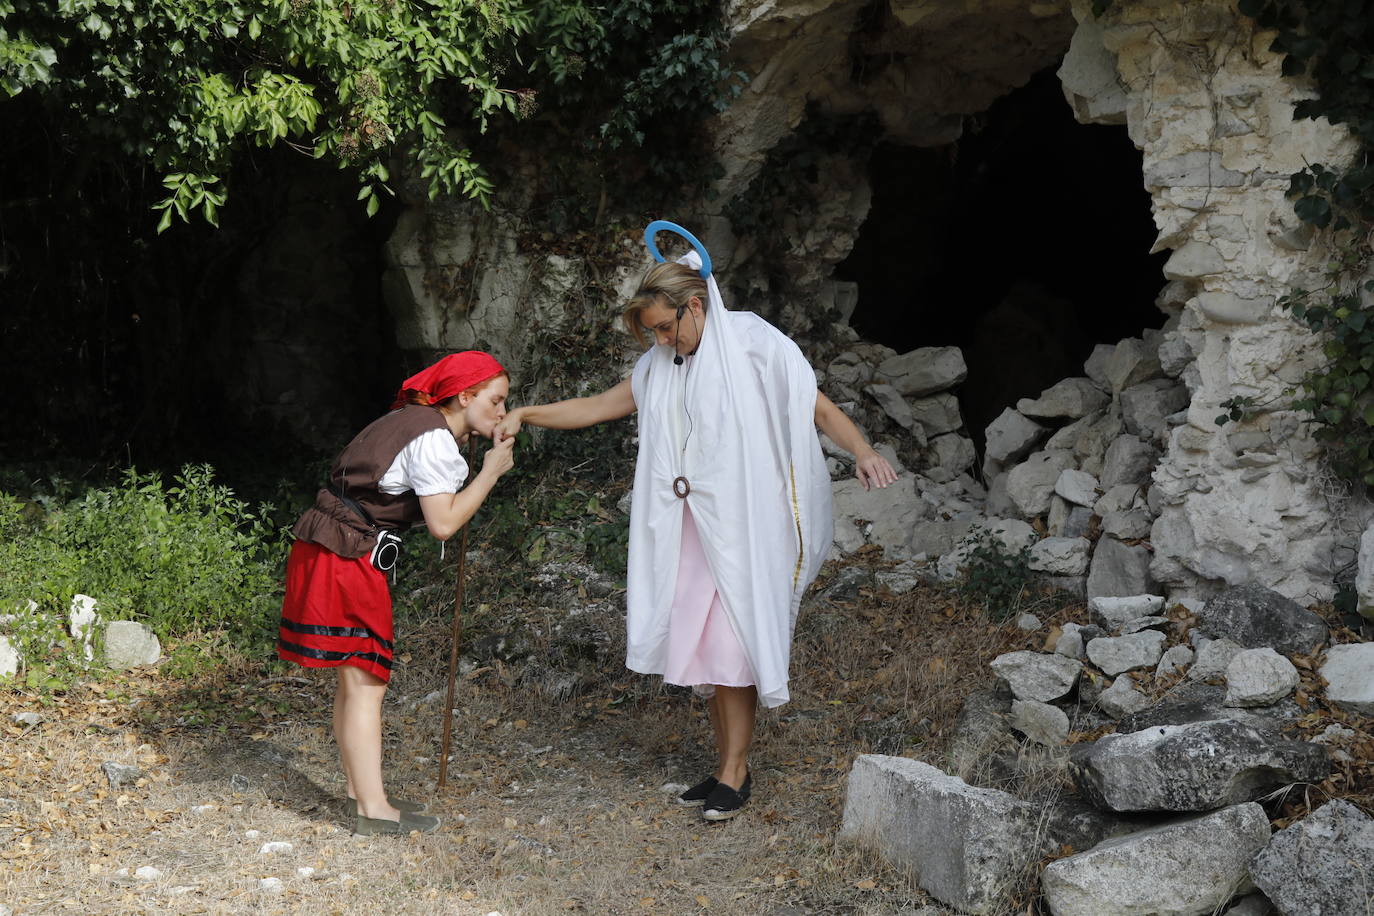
391;351;506;410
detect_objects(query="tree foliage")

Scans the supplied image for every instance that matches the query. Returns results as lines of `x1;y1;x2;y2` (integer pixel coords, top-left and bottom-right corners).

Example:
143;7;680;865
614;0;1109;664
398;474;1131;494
0;0;741;228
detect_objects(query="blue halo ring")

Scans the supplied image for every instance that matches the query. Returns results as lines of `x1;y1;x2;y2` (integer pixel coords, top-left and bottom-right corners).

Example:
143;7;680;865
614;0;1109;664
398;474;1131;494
643;220;712;278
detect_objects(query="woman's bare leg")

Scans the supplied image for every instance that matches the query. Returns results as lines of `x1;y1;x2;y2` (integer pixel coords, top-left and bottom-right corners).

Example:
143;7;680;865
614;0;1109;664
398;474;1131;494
335;665;400;821
711;685;756;790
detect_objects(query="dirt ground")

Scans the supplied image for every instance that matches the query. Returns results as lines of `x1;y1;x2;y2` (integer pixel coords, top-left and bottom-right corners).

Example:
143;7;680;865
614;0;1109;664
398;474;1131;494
0;559;1047;916
3;560;1368;916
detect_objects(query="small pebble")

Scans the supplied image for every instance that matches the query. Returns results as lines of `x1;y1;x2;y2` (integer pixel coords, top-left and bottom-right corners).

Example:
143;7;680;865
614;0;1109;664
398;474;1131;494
12;712;42;726
296;867;316;878
191;804;216;815
258;877;284;893
659;783;689;796
167;886;197;896
244;829;261;839
259;841;293;855
134;865;163;881
1016;613;1042;632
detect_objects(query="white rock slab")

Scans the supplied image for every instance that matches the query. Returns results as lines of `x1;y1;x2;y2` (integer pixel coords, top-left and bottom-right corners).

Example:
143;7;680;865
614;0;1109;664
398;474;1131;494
1319;643;1374;715
1099;675;1151;719
1054;469;1100;507
1089;594;1165;631
1011;699;1069;746
1040;803;1268;916
1224;648;1298;707
990;651;1082;702
1086;631;1167;676
0;635;18;679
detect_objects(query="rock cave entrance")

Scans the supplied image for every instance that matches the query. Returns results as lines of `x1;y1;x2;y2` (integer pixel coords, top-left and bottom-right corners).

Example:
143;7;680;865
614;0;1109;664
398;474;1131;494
838;66;1167;448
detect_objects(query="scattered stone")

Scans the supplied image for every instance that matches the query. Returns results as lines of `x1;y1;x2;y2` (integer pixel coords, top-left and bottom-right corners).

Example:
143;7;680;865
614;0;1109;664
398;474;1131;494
297;867;316;878
0;635;18;679
1155;645;1194;678
1099;337;1165;393
69;593;99;662
874;347;967;398
1094;483;1145;517
135;865;164;881
244;829;261;839
1015;613;1041;632
1099;435;1159;489
989;651;1082;702
1086;540;1157;600
1006;450;1077;517
1010;699;1069;746
983;408;1048;464
191;804;216;815
1086;631;1166;676
1196;584;1327;655
101;762;142;789
1098;675;1151;719
1249;799;1374;916
11;712;42;727
1029;537;1091;576
660;782;689;796
1318;642;1374;715
1070;719;1329;812
1100;508;1153;540
1119;615;1169;635
1016;378;1110;420
1224;648;1298;707
1190;638;1244;682
258;877;284;894
1054;623;1100;660
259;842;294;855
1054;469;1099;507
909;393;963;436
865;382;915;429
1040;803;1268;916
875;561;922;595
103;620;162;669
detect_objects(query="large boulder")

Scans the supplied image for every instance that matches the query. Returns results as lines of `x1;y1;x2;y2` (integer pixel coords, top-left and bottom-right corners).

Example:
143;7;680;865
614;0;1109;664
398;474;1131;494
1117;681;1302;734
840;756;1059;914
1016;378;1110;420
983;408;1048;464
1006;450;1076;517
1249;799;1374;916
1085;630;1166;676
1070;719;1329;813
1196;585;1328;655
1223;648;1298;707
1040;803;1269;916
831;475;928;557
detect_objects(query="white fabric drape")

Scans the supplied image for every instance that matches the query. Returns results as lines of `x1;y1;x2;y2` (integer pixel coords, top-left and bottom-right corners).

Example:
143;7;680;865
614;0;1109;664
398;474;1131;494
625;253;832;707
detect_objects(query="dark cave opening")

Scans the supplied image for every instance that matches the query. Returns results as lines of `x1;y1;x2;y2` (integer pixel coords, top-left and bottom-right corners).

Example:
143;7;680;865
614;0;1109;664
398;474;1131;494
837;65;1168;448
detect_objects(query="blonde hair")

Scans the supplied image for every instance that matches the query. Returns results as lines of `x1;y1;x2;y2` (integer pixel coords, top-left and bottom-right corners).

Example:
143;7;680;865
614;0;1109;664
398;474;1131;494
621;262;709;347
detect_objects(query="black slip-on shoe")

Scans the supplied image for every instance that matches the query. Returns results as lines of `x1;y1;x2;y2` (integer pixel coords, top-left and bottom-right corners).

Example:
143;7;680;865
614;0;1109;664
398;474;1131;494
677;776;719;807
702;773;752;822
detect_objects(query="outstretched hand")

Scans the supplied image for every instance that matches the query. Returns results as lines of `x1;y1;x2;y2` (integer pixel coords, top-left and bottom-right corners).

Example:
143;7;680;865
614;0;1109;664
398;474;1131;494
493;410;522;442
856;450;898;491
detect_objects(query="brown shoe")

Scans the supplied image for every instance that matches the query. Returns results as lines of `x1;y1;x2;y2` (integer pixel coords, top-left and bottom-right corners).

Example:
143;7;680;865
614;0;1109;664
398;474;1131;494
353;810;441;836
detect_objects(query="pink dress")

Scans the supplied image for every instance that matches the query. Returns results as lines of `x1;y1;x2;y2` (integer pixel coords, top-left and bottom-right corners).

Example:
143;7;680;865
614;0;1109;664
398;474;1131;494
663;505;755;689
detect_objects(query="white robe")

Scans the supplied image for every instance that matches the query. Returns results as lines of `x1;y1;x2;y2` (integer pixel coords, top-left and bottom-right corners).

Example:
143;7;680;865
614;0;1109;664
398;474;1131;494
625;272;832;708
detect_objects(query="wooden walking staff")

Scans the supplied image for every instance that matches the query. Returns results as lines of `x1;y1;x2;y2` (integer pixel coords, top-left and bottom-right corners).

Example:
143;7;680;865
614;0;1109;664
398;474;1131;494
437;439;478;788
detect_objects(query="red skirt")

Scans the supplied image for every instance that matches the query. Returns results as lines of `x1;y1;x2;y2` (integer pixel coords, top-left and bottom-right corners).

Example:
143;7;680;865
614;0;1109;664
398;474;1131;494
277;540;395;682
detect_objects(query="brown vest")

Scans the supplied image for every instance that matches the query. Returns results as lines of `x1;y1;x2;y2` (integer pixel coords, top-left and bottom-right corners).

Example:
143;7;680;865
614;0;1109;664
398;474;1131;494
292;405;453;558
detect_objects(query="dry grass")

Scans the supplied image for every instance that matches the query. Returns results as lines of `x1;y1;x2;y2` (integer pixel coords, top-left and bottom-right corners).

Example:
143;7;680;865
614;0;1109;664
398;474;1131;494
0;552;1042;916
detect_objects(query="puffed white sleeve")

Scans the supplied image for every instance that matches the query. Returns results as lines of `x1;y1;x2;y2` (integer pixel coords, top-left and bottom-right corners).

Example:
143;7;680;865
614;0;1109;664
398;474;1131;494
378;429;469;496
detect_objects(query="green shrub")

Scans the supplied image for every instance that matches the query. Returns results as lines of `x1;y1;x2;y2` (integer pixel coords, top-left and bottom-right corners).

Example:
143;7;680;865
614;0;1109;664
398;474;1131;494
956;529;1035;622
0;465;284;687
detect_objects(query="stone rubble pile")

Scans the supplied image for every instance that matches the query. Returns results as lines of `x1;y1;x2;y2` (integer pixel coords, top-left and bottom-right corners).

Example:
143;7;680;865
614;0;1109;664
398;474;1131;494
841;584;1374;915
826;326;1200;608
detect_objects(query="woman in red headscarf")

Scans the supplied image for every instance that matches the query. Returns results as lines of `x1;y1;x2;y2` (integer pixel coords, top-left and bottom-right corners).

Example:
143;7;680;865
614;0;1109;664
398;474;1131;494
278;351;515;836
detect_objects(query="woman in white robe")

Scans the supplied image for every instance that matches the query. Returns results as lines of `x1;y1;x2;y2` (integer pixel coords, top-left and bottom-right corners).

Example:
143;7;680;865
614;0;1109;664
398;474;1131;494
495;257;896;820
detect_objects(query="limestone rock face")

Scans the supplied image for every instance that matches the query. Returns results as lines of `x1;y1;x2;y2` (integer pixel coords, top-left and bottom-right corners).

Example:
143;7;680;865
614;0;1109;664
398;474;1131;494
1069;720;1329;813
1249;799;1374;916
1040;803;1269;916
